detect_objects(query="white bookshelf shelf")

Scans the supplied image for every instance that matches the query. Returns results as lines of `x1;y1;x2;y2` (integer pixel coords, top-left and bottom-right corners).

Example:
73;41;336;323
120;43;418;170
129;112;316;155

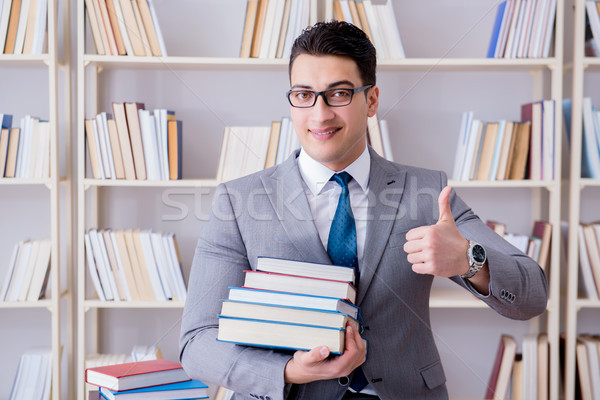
82;178;220;189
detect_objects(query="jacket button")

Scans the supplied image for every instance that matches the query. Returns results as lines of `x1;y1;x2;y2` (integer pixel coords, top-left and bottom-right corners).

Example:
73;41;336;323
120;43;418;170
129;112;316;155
338;376;350;386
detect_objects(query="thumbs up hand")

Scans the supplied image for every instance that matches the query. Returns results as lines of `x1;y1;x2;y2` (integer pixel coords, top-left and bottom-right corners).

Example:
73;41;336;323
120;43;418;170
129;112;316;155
403;186;470;277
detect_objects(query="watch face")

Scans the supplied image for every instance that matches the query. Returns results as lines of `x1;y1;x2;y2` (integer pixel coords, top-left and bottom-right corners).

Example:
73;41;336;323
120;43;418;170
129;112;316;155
472;244;486;263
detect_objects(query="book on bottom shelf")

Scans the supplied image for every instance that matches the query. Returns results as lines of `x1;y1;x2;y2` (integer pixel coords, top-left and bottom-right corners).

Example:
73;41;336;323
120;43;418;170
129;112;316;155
217;315;349;354
9;348;52;400
485;334;517;400
85;359;190;392
99;379;209;400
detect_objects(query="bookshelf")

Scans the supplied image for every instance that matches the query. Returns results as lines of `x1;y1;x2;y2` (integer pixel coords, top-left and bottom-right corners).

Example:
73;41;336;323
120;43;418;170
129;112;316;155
0;0;73;399
564;1;600;398
75;1;564;399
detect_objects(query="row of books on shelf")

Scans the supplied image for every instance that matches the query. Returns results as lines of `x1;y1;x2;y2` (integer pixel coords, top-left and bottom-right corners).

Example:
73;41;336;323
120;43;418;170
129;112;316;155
0;0;47;55
86;358;208;400
85;0;167;57
0;238;51;303
84;228;186;302
9;348;52;400
575;334;600;400
85;103;182;181
578;222;600;300
0;114;51;179
332;0;405;59
451;100;555;182
217;256;359;354
217;114;392;182
485;333;549;400
487;220;552;272
585;1;600;57
487;0;556;59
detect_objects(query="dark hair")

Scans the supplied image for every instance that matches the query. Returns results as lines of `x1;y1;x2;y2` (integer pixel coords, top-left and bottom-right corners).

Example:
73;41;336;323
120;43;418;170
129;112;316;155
289;21;377;86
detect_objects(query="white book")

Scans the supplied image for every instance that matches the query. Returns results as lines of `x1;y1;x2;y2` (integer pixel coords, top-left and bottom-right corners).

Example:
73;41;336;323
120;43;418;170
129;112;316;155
451;111;473;180
91;118;105;179
282;0;302;58
222;126;248;181
139;230;167;301
578;226;599;300
0;0;13;51
138;109;161;180
495;0;515;58
0;241;23;301
84;233;106;301
259;0;278;58
31;0;46;54
149;232;173;300
339;0;353;23
108;231;132;301
582;98;600;178
580;336;600;400
243;126;271;176
258;256;355;283
147;0;167;56
88;229;115;301
527;0;547;57
26;238;51;301
275;117;290;165
36;121;50;178
157;109;170;180
267;0;286;58
27;118;40;178
489;120;507;181
540;0;556;58
509;0;526;58
377;0;405;58
503;0;522;58
7;241;32;302
97;229;122;302
97;112;116;179
503;232;529;253
17;239;40;301
461;119;483;181
541;99;554;180
113;0;134;56
15;116;32;178
529;102;543;181
516;0;536;58
363;0;387;59
379;119;394;161
12;0;31;54
522;333;538;399
163;233;186;301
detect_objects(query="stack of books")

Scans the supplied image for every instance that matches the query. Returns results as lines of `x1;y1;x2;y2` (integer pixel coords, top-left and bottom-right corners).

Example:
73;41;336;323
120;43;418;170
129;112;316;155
217;256;360;354
332;0;405;59
451;100;555;182
486;220;552;272
85;103;182;181
84;228;186;302
217;114;392;181
85;359;209;400
578;222;600;300
486;0;557;58
84;0;167;56
0;114;52;179
9;348;52;400
0;0;48;55
0;238;52;302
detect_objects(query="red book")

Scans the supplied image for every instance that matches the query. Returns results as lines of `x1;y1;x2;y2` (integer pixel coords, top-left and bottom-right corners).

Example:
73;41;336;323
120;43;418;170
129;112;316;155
85;359;190;392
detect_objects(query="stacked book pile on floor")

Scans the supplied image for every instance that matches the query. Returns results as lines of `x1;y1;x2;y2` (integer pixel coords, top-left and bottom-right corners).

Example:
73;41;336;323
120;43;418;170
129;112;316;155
217;256;360;354
0;114;51;179
0;0;48;55
85;104;182;180
486;0;557;58
85;359;208;400
84;0;167;56
486;220;552;272
9;348;52;400
485;333;549;400
0;238;52;302
451;100;555;182
217;114;392;181
84;228;186;302
577;222;600;300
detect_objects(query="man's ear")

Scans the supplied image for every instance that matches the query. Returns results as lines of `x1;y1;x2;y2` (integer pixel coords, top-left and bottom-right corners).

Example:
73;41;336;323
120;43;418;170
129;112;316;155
367;86;379;117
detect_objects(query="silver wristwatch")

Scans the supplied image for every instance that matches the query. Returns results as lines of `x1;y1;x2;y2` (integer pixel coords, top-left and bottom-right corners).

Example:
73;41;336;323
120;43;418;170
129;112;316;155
461;240;487;279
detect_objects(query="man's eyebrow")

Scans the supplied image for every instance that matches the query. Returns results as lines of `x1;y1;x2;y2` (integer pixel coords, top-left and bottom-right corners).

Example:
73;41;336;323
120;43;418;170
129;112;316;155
290;80;356;90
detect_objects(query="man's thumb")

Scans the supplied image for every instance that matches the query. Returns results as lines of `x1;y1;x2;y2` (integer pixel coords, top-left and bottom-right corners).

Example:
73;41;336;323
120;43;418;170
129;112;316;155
437;186;453;224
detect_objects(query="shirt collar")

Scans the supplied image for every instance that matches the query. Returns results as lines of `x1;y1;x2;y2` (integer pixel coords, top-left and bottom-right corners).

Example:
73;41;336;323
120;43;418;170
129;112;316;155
298;146;370;196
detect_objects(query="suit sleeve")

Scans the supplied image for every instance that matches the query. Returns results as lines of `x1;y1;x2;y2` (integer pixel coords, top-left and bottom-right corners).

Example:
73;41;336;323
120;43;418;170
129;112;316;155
443;172;549;320
179;183;292;400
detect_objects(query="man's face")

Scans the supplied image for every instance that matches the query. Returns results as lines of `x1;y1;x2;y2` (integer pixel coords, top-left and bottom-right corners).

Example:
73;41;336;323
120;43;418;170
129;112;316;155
289;54;379;172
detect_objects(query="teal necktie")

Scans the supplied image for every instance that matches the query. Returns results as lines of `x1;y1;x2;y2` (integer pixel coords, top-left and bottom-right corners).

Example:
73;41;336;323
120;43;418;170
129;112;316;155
326;172;368;392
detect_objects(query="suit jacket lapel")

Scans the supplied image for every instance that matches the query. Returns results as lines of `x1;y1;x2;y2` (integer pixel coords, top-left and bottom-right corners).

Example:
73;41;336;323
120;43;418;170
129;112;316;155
260;151;331;265
358;148;406;303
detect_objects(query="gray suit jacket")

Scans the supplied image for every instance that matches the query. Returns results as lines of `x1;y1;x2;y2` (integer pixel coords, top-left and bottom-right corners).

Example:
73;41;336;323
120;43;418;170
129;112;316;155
179;148;548;400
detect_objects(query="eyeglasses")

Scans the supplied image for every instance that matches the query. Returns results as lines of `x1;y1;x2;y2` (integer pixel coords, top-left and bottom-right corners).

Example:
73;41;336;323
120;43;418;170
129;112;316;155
286;85;373;108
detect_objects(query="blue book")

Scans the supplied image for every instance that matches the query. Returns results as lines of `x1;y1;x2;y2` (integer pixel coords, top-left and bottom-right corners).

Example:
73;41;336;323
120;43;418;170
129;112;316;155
487;1;507;58
99;379;208;400
0;114;13;129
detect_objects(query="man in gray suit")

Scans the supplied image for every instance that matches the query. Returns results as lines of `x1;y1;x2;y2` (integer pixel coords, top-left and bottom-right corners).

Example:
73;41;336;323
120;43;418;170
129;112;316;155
179;21;547;400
